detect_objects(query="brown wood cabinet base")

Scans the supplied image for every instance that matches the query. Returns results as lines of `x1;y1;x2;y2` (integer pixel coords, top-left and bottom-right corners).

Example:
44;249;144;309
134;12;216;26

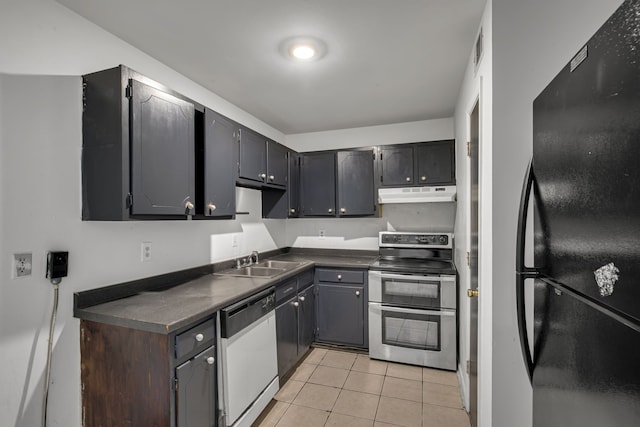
80;320;171;427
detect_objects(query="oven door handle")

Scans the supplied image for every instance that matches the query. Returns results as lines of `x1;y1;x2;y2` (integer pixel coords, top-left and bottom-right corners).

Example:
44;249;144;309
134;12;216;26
371;303;456;317
372;271;455;282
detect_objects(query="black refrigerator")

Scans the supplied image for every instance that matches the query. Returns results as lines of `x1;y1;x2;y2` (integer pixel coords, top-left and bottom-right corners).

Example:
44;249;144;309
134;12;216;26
516;0;640;426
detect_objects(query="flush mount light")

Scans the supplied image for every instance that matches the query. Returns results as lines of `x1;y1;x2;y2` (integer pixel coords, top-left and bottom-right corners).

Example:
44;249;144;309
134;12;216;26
280;37;327;62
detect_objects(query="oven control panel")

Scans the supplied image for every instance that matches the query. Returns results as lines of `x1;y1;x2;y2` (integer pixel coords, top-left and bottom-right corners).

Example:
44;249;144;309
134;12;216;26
379;232;452;248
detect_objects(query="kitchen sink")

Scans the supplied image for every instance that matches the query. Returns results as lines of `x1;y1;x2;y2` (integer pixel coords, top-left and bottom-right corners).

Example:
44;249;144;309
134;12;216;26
215;259;309;278
256;260;305;269
216;266;286;278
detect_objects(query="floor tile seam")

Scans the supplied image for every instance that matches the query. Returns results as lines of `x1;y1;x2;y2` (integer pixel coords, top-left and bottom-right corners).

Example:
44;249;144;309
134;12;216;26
422;380;460;389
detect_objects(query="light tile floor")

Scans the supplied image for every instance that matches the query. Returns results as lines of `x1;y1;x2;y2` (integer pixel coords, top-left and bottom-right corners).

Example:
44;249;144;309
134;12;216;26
254;348;470;427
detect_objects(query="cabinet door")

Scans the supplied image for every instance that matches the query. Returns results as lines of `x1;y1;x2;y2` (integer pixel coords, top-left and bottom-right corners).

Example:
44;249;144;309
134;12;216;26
337;150;375;216
202;108;237;217
416;140;455;185
316;283;365;347
300;152;336;216
288;152;301;217
176;346;216;427
379;146;414;186
238;128;267;183
276;296;299;378
130;79;195;216
267;141;288;187
298;285;316;356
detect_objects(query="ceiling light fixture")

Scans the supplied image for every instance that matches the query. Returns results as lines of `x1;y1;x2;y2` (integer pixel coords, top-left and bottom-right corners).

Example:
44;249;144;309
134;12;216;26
280;36;327;62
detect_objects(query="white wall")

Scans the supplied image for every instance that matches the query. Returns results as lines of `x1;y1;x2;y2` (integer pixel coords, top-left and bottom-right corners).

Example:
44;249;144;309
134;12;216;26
285;118;453;152
453;1;492;424
490;1;623;427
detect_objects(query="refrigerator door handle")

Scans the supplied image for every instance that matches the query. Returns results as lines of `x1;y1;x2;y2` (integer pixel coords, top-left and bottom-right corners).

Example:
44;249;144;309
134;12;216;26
516;158;541;383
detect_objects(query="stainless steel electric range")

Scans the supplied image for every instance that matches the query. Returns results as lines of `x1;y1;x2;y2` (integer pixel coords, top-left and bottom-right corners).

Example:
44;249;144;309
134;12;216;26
368;231;457;371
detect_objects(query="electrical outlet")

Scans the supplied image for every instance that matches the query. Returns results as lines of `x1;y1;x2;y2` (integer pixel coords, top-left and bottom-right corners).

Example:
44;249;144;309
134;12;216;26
319;230;326;239
231;234;239;248
13;253;32;278
141;242;152;262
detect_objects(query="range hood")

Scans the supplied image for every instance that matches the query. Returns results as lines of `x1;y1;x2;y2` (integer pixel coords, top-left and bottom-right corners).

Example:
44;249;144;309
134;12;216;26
378;186;457;204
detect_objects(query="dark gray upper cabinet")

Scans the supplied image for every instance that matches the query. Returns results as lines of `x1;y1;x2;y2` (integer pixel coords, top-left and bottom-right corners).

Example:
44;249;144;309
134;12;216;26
416;140;455;185
379;146;414;186
337;150;376;217
288;152;301;218
82;65;197;220
238;127;268;184
238;129;288;188
377;140;455;188
267;141;288;187
130;80;195;216
300;152;336;217
197;108;237;218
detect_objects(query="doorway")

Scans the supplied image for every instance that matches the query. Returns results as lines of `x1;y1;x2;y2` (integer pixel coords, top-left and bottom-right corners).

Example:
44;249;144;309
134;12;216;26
468;98;480;427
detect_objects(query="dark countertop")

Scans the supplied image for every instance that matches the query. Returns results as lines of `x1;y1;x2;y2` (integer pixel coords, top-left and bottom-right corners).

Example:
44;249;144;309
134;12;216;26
74;249;378;335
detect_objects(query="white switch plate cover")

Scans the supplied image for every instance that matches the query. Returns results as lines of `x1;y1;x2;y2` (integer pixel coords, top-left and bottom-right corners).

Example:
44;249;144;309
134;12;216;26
141;242;152;262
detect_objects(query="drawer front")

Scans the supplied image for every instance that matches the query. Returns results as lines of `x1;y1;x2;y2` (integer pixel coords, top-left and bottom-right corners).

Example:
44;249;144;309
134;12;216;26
175;319;215;359
297;268;314;288
276;278;298;305
317;269;365;284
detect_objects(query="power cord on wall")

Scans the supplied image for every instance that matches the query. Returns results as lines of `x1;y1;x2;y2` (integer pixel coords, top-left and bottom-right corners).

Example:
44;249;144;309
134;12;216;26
42;280;60;427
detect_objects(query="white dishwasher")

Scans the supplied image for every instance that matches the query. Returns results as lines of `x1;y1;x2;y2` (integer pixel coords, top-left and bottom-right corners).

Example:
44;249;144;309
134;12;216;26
220;287;279;427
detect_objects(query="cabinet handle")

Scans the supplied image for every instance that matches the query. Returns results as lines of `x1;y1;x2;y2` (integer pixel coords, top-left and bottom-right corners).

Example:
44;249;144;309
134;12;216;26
337;274;342;280
328;208;333;213
290;208;296;214
269;175;275;181
185;201;194;212
259;173;266;180
208;202;216;213
195;333;204;342
299;296;305;302
406;176;411;182
292;301;300;307
340;208;346;213
206;356;215;365
421;176;427;181
355;290;361;296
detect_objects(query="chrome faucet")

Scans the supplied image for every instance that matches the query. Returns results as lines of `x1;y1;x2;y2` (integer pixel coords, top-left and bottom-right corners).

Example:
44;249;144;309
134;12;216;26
236;251;259;269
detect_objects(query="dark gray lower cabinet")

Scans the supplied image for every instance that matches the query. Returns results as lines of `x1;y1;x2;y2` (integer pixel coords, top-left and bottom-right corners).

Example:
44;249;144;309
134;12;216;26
176;346;217;427
298;284;315;354
316;268;368;348
275;269;315;378
276;293;298;378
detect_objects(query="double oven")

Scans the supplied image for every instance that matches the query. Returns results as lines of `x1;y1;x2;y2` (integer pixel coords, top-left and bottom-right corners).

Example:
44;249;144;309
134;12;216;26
368;231;457;371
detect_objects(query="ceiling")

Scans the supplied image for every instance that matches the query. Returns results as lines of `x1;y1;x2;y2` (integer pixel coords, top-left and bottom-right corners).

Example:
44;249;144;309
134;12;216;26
56;0;486;134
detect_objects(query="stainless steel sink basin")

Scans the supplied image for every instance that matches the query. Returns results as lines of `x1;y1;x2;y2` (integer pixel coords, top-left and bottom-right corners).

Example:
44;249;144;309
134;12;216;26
257;260;304;269
216;266;286;278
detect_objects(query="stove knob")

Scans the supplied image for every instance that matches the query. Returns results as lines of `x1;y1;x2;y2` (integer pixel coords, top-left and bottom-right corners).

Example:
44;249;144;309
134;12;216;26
439;236;447;244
